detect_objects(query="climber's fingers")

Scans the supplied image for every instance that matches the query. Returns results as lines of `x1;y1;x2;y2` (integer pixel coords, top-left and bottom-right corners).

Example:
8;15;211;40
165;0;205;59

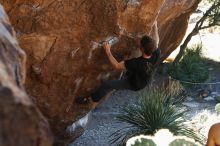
103;42;111;52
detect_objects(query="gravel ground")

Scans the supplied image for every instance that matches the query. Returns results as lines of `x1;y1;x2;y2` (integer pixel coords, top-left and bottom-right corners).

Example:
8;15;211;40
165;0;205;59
69;89;220;146
183;95;219;138
69;90;139;146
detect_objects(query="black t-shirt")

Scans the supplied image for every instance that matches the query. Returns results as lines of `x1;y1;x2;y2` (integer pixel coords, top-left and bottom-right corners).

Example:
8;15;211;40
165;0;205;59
124;49;160;90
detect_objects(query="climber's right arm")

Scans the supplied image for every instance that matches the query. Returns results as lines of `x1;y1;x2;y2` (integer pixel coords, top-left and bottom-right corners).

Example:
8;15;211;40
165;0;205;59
103;42;125;70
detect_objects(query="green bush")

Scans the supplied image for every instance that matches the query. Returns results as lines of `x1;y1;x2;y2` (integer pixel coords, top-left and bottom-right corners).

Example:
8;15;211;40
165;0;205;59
110;87;205;146
168;45;209;87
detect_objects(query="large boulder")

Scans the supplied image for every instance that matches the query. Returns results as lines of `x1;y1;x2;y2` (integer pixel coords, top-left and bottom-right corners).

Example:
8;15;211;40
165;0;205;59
0;4;53;146
158;0;201;60
0;0;200;142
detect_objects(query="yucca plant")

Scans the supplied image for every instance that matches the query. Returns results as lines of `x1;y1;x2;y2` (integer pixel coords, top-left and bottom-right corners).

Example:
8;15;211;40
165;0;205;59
110;87;205;146
168;44;209;87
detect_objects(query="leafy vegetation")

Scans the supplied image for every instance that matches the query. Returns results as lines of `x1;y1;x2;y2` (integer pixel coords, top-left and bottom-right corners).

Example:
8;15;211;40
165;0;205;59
110;87;205;146
169;45;209;87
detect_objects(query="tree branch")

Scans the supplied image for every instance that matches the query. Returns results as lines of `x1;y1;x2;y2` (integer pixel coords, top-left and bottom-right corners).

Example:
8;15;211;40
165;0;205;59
173;1;220;63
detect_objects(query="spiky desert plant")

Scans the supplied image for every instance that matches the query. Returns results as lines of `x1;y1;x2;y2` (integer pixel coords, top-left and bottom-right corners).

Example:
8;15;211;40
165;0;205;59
165;79;184;97
110;87;205;146
168;44;209;87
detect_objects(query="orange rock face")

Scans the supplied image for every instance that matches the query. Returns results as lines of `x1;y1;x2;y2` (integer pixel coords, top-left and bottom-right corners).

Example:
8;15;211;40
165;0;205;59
0;5;53;146
0;0;200;142
158;0;201;60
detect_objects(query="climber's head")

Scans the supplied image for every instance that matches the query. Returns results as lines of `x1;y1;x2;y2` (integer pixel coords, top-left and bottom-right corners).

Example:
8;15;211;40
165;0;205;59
140;35;156;56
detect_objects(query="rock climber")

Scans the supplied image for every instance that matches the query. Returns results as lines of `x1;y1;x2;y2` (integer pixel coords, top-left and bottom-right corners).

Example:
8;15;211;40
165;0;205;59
75;35;160;107
207;123;220;146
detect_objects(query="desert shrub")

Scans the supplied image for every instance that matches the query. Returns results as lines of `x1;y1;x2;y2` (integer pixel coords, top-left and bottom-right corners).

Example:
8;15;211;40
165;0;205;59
110;87;205;146
168;45;209;87
164;78;184;98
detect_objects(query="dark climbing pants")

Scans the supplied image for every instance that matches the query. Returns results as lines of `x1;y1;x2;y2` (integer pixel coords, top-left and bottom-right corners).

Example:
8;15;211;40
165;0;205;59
91;77;135;102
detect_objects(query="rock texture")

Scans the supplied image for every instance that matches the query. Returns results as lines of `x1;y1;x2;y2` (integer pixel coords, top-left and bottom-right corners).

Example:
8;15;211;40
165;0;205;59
0;5;53;146
158;0;202;60
0;0;200;143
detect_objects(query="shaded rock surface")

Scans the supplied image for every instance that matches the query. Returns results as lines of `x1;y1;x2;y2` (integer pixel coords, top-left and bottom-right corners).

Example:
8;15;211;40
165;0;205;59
0;0;201;141
158;0;202;60
0;4;53;146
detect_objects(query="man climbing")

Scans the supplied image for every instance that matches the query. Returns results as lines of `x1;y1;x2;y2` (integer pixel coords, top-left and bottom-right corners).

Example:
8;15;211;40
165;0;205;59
76;35;160;107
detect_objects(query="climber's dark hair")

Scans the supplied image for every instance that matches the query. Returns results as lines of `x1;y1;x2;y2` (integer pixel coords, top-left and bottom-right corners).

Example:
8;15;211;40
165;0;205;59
140;35;156;56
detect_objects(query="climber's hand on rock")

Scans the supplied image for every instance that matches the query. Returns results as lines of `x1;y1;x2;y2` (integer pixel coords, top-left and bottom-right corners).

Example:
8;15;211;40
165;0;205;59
103;42;111;52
